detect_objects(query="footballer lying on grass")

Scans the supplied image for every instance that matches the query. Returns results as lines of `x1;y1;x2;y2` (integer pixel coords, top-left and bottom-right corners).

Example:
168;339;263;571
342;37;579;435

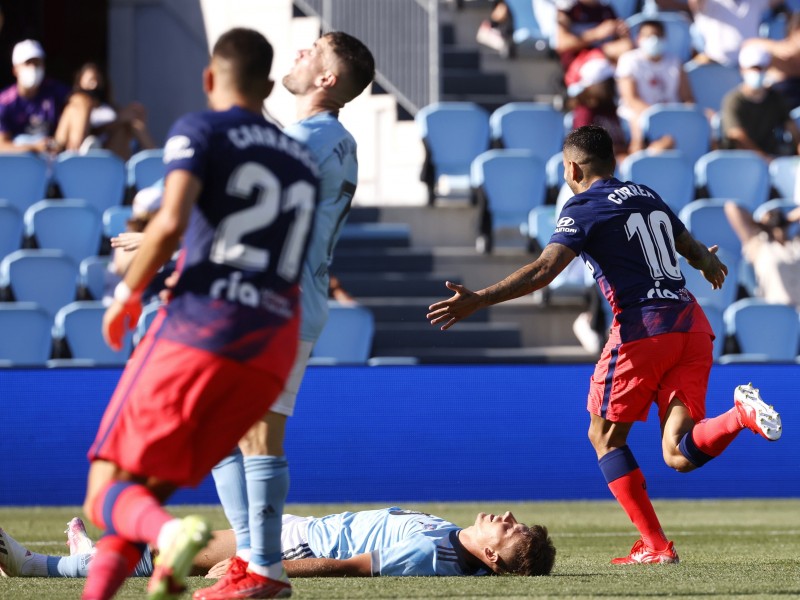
0;507;555;578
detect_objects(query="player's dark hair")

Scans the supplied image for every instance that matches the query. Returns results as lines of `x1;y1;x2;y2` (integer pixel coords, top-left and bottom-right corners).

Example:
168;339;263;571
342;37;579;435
499;524;556;577
563;125;616;177
639;20;665;37
323;31;375;100
212;28;273;98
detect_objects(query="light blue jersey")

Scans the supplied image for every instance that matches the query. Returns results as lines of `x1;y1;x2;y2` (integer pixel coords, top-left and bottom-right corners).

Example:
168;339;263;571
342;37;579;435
307;507;489;576
283;111;357;342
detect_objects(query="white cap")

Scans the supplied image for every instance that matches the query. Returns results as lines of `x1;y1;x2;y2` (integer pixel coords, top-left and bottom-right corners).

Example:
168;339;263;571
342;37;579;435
739;45;771;70
12;39;45;66
567;57;615;97
132;185;163;216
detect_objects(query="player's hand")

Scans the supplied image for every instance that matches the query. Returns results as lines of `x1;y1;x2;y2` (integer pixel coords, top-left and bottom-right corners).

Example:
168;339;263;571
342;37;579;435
427;281;482;331
700;245;728;290
102;300;142;350
111;231;145;252
159;269;180;303
205;558;231;579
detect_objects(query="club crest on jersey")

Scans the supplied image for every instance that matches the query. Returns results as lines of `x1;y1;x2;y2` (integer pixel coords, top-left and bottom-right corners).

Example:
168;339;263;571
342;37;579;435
607;184;655;204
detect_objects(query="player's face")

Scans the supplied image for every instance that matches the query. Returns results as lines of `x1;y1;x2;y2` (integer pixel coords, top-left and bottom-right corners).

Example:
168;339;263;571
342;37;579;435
473;511;529;554
282;38;337;95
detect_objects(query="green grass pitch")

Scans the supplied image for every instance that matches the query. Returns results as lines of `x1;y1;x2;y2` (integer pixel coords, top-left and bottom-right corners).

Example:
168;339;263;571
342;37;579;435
1;499;798;599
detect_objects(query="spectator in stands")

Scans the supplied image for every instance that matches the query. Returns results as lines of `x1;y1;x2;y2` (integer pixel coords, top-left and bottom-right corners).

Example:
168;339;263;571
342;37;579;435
720;45;800;162
555;0;633;73
739;13;800;111
0;39;69;153
724;200;800;309
689;0;782;68
54;62;156;159
616;19;694;153
476;1;514;55
566;49;673;161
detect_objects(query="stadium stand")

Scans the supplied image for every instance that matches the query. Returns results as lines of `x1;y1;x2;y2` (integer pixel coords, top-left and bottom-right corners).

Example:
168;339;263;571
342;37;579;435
489;102;563;161
126;148;165;192
626;11;694;62
134;300;162;346
0;200;24;261
79;255;112;301
679;198;742;257
0;249;79;317
102;205;134;240
23;199;102;264
684;62;742;115
640;103;711;165
0;302;52;366
720;298;800;363
53;150;126;214
50;300;132;366
311;303;375;364
470;149;547;252
679;251;739;313
695;150;770;213
618;150;695;214
768;156;800;200
416;102;491;204
0;153;49;215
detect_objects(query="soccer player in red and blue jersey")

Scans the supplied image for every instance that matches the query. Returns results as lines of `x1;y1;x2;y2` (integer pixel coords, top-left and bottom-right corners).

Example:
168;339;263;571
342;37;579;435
80;28;318;600
428;125;782;565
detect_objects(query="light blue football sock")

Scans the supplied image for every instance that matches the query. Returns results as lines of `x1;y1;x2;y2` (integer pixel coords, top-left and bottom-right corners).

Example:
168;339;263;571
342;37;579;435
212;448;251;554
244;455;289;567
46;547;154;577
47;554;91;577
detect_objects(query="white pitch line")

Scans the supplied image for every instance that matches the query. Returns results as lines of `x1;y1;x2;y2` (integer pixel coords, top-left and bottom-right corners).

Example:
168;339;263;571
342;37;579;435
557;529;800;538
23;529;800;547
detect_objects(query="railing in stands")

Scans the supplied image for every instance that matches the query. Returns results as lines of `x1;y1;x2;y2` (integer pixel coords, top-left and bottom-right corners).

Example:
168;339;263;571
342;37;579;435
293;0;439;115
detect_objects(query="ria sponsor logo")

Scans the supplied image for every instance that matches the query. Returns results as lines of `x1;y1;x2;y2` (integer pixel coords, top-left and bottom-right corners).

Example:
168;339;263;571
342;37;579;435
555;216;577;233
210;271;292;318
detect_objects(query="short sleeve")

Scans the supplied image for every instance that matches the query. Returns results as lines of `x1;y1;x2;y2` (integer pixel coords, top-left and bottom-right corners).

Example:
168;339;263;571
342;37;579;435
163;113;210;180
548;200;592;254
373;538;435;576
615;51;635;79
720;90;744;131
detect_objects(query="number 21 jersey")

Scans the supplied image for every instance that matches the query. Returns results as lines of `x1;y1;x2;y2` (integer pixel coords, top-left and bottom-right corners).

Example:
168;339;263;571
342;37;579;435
161;106;319;377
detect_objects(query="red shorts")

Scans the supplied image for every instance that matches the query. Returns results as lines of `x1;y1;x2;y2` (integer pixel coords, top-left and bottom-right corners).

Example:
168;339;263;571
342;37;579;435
88;315;285;487
587;329;713;423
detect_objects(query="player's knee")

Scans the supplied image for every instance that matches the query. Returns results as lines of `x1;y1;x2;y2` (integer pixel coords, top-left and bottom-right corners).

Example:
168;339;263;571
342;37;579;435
662;449;694;473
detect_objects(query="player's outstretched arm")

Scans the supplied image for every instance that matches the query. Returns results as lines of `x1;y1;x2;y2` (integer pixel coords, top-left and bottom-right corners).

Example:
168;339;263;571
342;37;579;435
674;229;728;290
281;553;373;577
427;243;575;330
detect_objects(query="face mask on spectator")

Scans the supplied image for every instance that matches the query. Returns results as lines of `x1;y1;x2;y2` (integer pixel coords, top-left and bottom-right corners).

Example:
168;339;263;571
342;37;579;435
640;35;664;58
743;70;765;90
18;65;44;89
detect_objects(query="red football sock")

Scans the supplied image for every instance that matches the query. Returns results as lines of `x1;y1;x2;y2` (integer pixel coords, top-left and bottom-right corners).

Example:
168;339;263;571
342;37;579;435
607;468;669;551
92;482;173;546
81;535;142;600
688;409;742;457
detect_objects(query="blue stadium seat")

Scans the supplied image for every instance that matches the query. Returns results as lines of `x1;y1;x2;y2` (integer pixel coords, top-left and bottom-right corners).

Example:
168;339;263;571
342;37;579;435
24;200;102;264
619;150;695;214
471;149;547;251
697;302;725;362
51;301;131;366
792;105;800;132
0;153;49;214
53;150;126;214
768;156;800;200
0;249;78;317
126;149;165;191
527;205;556;251
545;151;564;192
607;0;639;18
679;249;739;313
0;302;52;366
79;255;114;301
489;103;563;162
103;205;133;239
679;198;741;257
504;0;549;49
134;300;163;346
720;298;800;363
416;102;490;202
312;303;375;364
695;150;770;213
684;62;742;115
627;12;694;62
641;104;710;165
0;200;23;261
